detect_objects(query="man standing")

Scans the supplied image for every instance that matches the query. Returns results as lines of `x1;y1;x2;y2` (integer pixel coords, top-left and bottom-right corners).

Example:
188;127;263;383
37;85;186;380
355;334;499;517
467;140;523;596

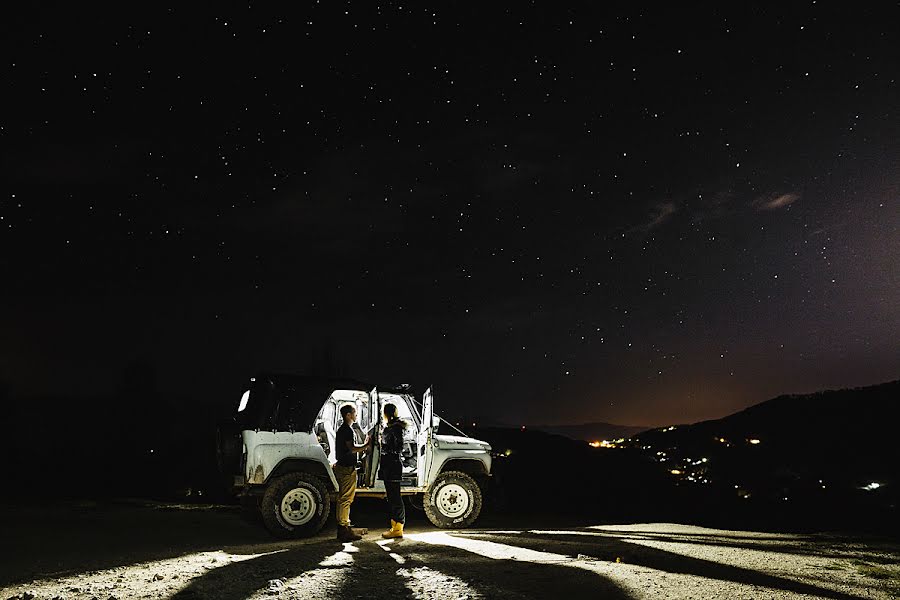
333;404;370;541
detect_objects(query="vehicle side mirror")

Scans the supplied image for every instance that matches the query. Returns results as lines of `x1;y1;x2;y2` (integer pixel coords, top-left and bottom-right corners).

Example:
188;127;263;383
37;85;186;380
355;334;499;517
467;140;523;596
432;415;441;429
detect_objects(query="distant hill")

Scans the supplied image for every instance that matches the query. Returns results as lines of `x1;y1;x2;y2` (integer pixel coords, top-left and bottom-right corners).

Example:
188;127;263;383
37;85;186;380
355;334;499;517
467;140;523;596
627;379;900;498
635;379;898;454
529;421;648;442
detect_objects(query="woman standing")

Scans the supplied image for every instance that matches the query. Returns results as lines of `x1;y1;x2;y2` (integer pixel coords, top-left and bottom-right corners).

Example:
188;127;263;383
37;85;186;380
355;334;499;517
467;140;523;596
379;403;406;538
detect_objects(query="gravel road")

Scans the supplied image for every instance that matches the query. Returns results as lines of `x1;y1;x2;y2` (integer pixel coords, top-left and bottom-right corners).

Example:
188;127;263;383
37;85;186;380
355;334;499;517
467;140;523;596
2;502;897;599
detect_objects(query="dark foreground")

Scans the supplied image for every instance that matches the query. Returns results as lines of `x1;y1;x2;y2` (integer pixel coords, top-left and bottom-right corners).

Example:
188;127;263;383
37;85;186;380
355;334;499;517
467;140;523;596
2;500;898;600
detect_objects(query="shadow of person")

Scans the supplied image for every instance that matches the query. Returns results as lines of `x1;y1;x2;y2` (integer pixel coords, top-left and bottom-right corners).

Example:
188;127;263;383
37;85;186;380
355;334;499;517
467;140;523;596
331;541;412;598
475;530;867;600
380;535;632;599
170;539;343;600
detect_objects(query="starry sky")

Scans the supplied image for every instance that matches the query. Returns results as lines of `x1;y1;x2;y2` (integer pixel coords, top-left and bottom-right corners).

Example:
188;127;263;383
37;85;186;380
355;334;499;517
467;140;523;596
1;3;898;428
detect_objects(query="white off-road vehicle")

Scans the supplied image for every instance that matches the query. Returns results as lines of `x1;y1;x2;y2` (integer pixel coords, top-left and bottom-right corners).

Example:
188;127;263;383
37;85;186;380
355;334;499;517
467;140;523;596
217;373;493;538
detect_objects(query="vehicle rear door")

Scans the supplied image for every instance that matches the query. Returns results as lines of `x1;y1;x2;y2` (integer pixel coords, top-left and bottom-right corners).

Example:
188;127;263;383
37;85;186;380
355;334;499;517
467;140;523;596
363;387;381;487
417;386;434;487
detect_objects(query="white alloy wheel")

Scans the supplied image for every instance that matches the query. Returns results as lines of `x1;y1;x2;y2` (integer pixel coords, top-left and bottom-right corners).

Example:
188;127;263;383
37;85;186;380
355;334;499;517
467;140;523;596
435;482;470;517
280;487;316;526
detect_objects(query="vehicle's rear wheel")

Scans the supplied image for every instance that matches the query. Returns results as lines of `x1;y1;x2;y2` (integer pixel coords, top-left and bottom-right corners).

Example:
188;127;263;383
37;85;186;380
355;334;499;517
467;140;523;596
261;472;331;538
406;494;425;511
424;471;482;528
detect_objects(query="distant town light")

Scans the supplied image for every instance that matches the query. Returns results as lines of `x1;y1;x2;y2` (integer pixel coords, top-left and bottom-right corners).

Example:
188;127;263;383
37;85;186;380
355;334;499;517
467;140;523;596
670;469;682;475
748;438;761;445
861;482;882;491
591;440;617;448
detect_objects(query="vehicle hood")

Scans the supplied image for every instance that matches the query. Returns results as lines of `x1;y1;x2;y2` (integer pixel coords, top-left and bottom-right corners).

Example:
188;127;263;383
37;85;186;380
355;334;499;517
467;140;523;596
434;434;491;450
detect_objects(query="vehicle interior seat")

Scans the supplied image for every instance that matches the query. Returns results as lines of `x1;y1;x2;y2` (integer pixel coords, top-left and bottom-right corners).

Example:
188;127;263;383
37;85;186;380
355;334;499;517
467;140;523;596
401;442;417;472
314;422;330;456
316;401;338;464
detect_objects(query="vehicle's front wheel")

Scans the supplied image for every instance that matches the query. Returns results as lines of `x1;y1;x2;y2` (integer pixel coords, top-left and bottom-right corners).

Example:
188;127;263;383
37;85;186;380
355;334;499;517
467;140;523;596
261;472;331;538
424;471;482;528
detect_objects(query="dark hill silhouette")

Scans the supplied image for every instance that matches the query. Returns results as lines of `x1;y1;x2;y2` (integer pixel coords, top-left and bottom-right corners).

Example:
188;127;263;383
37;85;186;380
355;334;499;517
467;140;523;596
630;379;899;488
640;378;897;444
611;379;900;531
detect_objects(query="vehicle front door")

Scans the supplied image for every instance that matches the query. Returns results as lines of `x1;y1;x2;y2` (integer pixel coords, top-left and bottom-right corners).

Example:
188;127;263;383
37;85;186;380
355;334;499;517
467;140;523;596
363;387;381;487
416;386;434;487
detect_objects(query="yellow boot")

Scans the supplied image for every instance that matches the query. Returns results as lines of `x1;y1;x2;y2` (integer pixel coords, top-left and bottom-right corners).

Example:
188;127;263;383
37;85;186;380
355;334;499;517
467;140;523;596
382;519;404;539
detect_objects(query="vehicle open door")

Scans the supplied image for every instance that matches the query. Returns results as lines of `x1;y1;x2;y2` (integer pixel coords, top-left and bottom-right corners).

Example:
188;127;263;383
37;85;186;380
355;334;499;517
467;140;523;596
362;386;381;488
417;386;435;487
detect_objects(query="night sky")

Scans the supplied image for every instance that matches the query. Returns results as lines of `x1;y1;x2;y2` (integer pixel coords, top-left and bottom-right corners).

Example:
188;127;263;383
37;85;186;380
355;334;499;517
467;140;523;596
1;4;897;428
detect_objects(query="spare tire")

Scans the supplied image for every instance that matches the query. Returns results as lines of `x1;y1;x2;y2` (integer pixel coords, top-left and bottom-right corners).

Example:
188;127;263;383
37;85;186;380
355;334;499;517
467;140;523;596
215;421;242;477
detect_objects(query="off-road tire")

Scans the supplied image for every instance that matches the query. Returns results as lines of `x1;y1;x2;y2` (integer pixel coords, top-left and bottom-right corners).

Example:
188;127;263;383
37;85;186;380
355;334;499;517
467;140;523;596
424;471;482;528
261;472;331;538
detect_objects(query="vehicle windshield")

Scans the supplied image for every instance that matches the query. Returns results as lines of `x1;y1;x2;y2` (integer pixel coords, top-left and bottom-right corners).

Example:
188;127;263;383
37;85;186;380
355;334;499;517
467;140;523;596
379;393;418;430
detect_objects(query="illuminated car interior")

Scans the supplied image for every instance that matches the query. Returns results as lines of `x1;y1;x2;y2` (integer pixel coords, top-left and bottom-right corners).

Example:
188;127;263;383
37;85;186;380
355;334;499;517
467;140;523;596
313;390;422;482
313;390;371;464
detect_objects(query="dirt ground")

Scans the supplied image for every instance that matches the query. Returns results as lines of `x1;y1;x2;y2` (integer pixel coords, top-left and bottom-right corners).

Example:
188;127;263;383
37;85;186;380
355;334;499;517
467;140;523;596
2;500;898;599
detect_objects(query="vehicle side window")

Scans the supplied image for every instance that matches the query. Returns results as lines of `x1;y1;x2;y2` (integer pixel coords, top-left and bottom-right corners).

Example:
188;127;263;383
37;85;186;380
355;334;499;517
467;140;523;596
276;388;307;431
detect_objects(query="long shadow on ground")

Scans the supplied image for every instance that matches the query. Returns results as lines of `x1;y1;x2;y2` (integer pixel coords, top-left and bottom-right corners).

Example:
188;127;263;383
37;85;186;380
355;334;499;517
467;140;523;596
587;529;899;561
385;536;631;598
171;539;340;600
469;530;867;600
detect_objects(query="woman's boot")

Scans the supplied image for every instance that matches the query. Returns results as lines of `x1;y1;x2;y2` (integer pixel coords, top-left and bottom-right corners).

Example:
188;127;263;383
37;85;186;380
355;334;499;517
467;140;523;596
381;519;403;539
